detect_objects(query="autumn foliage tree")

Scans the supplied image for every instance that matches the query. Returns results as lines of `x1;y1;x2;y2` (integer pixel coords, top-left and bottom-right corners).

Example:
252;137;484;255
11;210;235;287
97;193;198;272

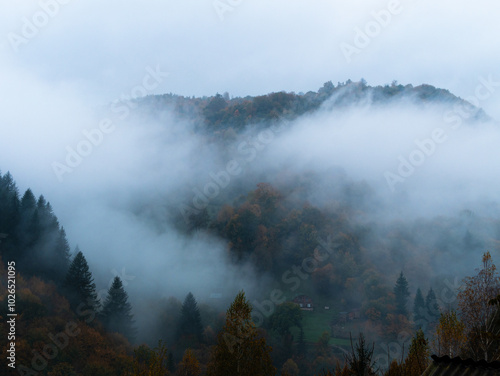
457;251;500;361
131;341;170;376
403;329;430;376
177;349;201;376
206;290;275;376
433;310;466;357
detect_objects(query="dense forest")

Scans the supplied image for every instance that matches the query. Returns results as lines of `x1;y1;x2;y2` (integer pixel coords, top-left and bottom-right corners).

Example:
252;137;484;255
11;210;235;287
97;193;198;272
1;81;500;375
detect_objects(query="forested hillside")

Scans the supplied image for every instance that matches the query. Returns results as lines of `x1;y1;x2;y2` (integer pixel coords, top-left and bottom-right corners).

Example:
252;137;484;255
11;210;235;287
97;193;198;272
1;81;500;375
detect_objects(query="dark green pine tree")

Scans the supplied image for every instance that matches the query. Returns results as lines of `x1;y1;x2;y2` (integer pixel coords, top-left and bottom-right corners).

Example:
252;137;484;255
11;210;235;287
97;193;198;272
64;248;100;313
425;288;440;325
394;271;410;317
0;171;20;261
18;189;38;250
49;227;71;285
101;276;136;343
345;333;377;376
413;288;426;329
177;292;203;344
167;351;175;374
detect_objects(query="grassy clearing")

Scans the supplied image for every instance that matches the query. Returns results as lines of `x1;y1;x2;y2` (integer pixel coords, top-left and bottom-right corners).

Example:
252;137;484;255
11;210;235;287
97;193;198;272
289;309;351;347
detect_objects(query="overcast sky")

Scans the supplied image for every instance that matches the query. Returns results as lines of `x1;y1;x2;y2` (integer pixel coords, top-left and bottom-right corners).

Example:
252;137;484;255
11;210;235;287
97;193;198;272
1;1;499;109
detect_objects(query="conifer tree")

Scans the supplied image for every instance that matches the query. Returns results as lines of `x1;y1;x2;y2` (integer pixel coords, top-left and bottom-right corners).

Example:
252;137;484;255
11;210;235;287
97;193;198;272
425;288;440;327
206;290;275;376
394;271;410;317
0;171;20;261
345;333;377;376
178;292;204;344
403;329;430;376
413;288;426;329
53;227;71;275
64;248;100;313
101;276;136;342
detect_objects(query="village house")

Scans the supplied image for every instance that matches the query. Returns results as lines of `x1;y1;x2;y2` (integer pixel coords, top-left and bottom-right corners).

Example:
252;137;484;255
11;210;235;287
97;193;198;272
292;295;314;311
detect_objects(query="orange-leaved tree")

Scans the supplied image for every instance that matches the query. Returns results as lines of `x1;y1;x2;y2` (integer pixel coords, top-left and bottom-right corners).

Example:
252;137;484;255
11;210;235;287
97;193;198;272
457;251;500;361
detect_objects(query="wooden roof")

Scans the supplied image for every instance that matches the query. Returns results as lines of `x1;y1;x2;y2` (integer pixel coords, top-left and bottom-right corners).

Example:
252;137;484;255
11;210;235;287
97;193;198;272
422;355;500;376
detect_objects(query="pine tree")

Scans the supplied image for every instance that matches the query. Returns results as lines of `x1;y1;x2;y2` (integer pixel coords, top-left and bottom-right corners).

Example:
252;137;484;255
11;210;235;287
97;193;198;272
403;329;430;376
0;172;20;262
345;333;377;376
394;271;410;317
413;288;426;329
101;276;136;342
206;290;276;376
425;288;440;327
19;189;37;248
167;351;175;374
52;227;71;280
178;292;204;344
64;248;100;313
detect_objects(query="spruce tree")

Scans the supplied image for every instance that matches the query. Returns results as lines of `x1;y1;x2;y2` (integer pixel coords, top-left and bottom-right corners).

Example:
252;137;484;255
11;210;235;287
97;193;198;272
101;276;136;342
64;248;100;313
345;333;377;376
425;288;440;325
206;290;275;376
178;292;204;344
413;288;426;329
52;227;71;282
0;172;20;262
394;271;410;317
19;189;36;248
404;329;430;376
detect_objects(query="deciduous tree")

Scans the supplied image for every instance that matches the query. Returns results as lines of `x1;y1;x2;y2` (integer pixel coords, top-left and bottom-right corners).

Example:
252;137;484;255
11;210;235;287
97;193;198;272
457;251;500;361
433;310;466;357
177;349;201;376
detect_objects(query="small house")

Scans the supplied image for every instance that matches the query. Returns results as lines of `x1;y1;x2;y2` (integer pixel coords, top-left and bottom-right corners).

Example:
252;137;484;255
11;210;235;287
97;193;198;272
292;295;314;311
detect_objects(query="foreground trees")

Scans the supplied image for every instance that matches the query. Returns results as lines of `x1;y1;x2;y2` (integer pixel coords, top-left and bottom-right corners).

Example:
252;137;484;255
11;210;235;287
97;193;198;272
345;333;377;376
433;310;466;357
206;291;275;376
457;251;500;361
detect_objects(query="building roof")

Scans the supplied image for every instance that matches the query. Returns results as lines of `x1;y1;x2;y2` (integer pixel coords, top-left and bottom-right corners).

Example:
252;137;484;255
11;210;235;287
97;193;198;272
422;355;500;376
292;295;313;302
